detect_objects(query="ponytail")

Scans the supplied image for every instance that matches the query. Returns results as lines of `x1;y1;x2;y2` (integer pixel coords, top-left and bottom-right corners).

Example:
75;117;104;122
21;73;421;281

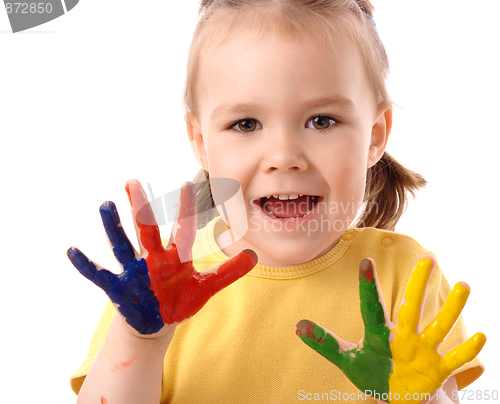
354;152;427;231
192;168;218;229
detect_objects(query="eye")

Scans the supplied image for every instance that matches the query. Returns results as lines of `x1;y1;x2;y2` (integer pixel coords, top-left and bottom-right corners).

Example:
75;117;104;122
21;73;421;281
230;118;261;133
307;115;337;131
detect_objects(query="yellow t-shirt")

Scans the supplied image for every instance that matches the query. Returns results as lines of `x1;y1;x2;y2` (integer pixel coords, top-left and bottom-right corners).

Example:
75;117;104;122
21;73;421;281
71;218;484;403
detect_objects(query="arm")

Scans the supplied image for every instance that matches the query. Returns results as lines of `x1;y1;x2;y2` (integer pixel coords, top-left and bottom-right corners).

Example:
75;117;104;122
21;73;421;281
76;315;175;404
436;376;460;404
69;180;257;403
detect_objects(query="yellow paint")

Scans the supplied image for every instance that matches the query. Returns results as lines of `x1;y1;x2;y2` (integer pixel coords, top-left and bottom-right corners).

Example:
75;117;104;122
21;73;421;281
443;332;487;372
388;259;486;403
392;259;432;335
421;283;470;346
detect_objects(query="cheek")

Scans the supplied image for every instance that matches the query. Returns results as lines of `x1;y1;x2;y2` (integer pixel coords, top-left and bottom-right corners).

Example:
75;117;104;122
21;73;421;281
204;140;252;228
212;179;249;240
205;139;259;188
205;136;244;174
324;136;369;201
326;131;369;168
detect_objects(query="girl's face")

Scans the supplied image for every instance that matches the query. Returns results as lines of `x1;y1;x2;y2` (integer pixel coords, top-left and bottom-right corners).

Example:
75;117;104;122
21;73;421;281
187;31;390;267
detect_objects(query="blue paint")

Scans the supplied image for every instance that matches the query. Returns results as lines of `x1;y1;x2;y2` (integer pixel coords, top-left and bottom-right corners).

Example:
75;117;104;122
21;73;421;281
67;201;164;335
100;201;136;266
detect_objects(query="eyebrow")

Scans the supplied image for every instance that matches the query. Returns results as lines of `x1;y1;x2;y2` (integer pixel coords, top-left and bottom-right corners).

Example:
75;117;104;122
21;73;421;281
303;96;355;111
211;102;260;121
210;96;355;121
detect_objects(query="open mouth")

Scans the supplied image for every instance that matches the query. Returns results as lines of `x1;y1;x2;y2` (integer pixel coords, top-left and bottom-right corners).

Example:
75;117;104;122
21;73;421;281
254;195;321;221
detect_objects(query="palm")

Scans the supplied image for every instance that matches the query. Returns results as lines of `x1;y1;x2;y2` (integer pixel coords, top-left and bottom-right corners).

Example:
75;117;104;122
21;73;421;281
296;257;486;403
68;180;257;335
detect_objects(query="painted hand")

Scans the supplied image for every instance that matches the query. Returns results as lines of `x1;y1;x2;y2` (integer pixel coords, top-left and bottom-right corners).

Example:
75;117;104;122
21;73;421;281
296;257;486;403
68;180;258;335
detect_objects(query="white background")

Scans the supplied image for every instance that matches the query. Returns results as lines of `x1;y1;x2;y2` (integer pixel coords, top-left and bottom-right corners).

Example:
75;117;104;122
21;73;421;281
1;1;498;402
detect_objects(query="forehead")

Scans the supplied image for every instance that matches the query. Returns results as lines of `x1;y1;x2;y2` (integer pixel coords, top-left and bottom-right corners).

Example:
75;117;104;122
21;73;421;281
198;31;373;120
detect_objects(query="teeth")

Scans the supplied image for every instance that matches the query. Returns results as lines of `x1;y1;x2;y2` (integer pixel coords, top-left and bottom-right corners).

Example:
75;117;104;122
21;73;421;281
263;194;309;198
266;194;301;200
263;206;277;218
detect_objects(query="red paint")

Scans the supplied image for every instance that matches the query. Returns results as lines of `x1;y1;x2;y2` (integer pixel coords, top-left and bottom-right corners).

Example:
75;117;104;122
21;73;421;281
359;259;373;283
126;183;257;325
146;241;256;324
295;320;316;339
100;396;108;404
110;354;139;373
125;183;257;324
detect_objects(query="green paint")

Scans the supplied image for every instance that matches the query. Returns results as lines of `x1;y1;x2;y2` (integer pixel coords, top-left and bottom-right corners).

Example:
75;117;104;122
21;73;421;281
296;259;394;402
296;320;391;399
359;260;392;358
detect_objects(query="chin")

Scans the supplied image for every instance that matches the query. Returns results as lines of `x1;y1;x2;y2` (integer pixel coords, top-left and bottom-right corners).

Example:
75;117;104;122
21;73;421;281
257;239;333;267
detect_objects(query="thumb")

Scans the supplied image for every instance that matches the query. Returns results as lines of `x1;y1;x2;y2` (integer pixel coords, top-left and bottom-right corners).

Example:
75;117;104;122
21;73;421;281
295;319;356;370
197;249;258;296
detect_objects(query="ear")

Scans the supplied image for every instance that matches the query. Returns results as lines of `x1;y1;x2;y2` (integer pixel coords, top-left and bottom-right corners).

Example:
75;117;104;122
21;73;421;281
185;112;209;171
367;107;392;168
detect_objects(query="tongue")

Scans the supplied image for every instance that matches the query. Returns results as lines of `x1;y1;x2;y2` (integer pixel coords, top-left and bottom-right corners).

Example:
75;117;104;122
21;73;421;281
263;195;313;218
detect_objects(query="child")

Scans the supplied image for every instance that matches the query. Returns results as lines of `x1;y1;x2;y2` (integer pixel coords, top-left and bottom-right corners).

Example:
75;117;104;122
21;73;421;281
68;1;485;403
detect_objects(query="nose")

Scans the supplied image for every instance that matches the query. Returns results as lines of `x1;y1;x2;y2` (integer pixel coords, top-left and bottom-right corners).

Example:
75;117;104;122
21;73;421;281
261;128;309;173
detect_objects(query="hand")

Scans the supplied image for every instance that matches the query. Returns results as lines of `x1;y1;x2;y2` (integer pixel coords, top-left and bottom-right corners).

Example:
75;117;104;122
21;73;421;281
296;256;486;403
68;180;258;336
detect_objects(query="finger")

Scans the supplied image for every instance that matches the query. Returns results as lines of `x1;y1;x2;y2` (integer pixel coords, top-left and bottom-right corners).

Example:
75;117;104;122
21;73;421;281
421;282;470;348
99;201;138;266
125;179;163;254
170;182;197;263
196;249;258;296
67;247;116;292
295;319;356;370
358;258;392;357
395;257;434;333
442;332;486;373
359;259;390;327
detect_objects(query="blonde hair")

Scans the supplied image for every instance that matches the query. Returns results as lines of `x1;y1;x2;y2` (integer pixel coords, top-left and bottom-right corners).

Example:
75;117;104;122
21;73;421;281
184;0;426;230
